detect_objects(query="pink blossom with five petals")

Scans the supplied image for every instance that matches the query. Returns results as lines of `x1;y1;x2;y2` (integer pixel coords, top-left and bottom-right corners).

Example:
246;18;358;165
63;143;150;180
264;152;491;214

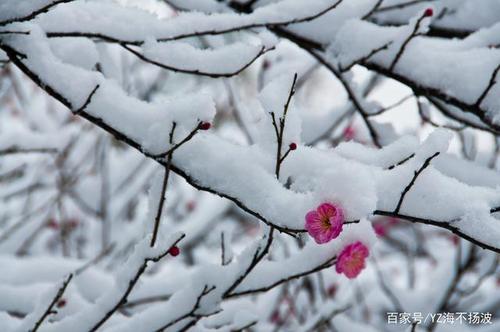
305;203;344;244
335;241;370;279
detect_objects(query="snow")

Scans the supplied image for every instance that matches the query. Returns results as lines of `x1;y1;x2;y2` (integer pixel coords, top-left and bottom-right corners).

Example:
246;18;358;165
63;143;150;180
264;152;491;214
35;0;343;43
141;39;269;76
1;0;499;331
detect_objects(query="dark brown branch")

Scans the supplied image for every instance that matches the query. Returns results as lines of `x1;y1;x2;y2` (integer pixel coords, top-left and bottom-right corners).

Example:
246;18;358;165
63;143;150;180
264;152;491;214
0;0;75;26
376;0;435;13
308;75;380;145
45;0;344;45
223;228;275;298
151;122;201;159
475;63;500;107
389;12;428;71
427;97;498;135
89;234;185;332
74;84;99;115
363;62;500;134
30;274;73;332
228;257;336;297
387;153;415;170
374;210;500;253
122;43;268;78
120;295;171;310
362;0;385;19
267;26;500;136
231;321;258;331
417;97;465;131
274;73;298;179
394;152;440;214
220;232;230;266
367;94;413;117
340;42;392;72
0;30;30;35
309;50;382;147
5;38;500;253
0;147;58;156
155;285;217;332
150;123;176;247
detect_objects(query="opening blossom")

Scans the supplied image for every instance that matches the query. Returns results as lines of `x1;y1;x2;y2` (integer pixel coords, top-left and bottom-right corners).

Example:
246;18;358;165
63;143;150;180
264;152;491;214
305;203;344;244
335;241;370;279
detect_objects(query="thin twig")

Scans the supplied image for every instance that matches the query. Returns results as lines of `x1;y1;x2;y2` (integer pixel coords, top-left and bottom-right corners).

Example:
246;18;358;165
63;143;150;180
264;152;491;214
150;123;176;247
30;274;73;332
475;63;500;107
0;0;75;26
389;12;429;71
394;152;440;214
122;43;268;78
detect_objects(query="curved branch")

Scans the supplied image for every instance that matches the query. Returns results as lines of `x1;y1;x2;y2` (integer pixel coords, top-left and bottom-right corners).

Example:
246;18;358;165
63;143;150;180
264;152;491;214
0;0;75;26
121;44;269;78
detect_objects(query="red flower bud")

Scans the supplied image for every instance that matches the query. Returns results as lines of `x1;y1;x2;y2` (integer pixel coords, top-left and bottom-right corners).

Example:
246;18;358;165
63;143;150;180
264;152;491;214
169;246;180;257
289;142;297;150
57;299;67;308
186;201;196;212
424;8;433;17
199;122;211;130
327;284;337;297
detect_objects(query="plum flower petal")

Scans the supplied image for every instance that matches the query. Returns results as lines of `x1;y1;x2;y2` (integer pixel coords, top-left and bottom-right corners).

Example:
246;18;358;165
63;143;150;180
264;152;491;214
305;202;344;244
335;241;370;279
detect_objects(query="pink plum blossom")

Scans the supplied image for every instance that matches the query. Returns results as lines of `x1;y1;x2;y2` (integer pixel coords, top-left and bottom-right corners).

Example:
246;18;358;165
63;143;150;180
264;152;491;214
305;203;344;244
335;241;370;279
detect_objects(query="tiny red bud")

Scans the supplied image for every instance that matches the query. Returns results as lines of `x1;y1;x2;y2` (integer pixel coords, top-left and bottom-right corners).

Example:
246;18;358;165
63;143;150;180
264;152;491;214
343;126;355;141
47;219;59;230
56;299;67;308
199;122;211;130
270;310;281;324
327;284;337;297
449;235;460;246
424;8;433;17
289;142;297;151
186;201;196;212
169;246;180;257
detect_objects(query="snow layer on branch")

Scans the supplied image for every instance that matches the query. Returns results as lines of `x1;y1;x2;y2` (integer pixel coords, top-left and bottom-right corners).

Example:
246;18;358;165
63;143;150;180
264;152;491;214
377;131;500;223
235;221;376;294
35;0;341;43
254;73;302;149
5;25;98;107
6;20;500;250
37;232;183;332
141;39;266;75
330;17;500;120
374;0;500;32
5;29;215;155
49;37;98;71
165;0;228;13
287;0;379;45
0;0;63;23
335;135;418;168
